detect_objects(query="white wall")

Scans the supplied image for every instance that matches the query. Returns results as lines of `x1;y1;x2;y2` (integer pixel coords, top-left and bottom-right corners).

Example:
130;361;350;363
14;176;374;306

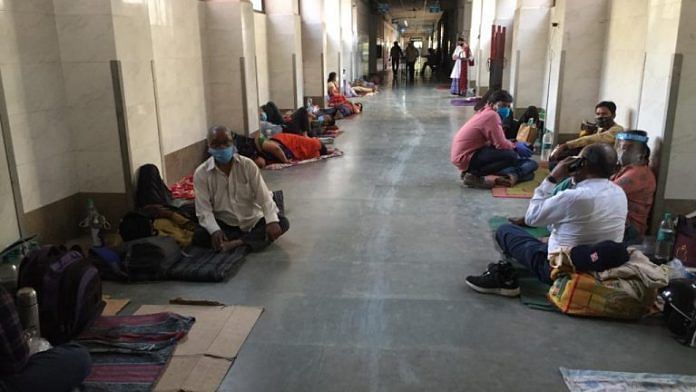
509;4;550;107
1;1;79;212
0;125;19;246
665;0;696;199
254;12;270;106
325;0;342;86
150;0;207;153
113;0;162;176
301;0;327;98
598;0;648;130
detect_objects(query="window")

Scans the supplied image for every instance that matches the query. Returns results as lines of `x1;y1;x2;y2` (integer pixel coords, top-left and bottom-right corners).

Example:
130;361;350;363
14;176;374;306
251;0;264;12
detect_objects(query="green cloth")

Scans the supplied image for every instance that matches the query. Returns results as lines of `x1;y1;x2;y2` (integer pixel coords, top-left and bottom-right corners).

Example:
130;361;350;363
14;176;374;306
488;216;550;238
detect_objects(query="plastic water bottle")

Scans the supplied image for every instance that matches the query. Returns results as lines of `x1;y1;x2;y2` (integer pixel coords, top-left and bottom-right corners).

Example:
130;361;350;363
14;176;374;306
655;212;676;263
540;130;553;162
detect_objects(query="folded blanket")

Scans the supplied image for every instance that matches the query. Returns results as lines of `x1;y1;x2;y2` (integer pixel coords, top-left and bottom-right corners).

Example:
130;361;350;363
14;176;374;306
80;312;194;392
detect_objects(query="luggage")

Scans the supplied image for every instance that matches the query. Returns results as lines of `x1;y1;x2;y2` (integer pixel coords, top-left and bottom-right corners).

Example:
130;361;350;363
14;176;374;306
119;211;156;242
547;272;652;319
674;215;696;268
122;236;182;281
516;123;537;144
18;246;105;344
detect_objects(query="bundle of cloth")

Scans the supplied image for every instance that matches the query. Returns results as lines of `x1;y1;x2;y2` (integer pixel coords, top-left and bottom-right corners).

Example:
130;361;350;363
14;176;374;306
546;243;669;319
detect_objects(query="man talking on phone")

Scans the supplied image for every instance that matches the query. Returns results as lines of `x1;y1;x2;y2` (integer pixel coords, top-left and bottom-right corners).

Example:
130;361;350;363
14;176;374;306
465;143;627;296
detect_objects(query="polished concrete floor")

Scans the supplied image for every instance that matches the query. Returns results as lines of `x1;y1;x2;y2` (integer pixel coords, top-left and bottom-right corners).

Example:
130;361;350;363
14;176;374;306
106;83;696;391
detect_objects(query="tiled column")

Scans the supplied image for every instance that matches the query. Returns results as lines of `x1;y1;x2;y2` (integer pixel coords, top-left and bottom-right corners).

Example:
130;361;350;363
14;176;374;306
509;1;552;108
325;0;342;86
543;0;607;136
203;0;259;135
266;0;303;109
111;0;162;176
339;0;354;82
54;1;127;196
301;0;327;105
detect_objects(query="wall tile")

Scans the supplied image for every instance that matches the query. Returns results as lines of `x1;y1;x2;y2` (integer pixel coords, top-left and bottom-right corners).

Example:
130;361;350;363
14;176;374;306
9;108;71;166
665;152;696;199
68;106;119;153
55;14;116;62
62;61;115;109
17;152;77;212
53;0;111;15
1;62;66;115
120;60;156;106
0;0;54;13
77;150;125;193
0;11;62;64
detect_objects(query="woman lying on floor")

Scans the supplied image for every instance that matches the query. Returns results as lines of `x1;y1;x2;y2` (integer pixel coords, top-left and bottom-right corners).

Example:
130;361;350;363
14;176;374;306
327;72;363;116
261;102;336;137
234;131;333;168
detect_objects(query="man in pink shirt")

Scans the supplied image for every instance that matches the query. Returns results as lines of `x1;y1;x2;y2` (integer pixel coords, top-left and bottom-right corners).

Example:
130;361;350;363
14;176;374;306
450;90;532;188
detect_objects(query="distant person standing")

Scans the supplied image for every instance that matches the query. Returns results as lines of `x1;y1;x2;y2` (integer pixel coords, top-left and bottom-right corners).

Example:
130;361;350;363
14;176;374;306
389;42;403;74
404;42;420;82
450;37;473;95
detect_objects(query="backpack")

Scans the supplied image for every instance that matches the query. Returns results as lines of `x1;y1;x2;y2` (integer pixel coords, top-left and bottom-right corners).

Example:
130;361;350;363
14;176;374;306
121;236;182;281
119;211;156;242
18;246;105;344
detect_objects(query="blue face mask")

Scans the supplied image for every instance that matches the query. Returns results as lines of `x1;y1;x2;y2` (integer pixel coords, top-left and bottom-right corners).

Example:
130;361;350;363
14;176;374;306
260;112;267;122
497;106;511;120
208;146;236;164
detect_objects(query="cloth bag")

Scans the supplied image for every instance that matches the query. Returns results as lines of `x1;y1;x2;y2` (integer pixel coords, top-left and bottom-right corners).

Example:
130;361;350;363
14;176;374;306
516;123;537;144
674;215;696;268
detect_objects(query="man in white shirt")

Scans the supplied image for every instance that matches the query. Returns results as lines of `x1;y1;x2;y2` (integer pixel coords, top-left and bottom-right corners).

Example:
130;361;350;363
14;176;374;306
192;126;289;253
466;143;627;296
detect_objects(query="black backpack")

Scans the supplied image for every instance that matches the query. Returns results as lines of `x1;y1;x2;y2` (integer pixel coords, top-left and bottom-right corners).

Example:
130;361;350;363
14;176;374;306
119;211;156;242
18;246;105;344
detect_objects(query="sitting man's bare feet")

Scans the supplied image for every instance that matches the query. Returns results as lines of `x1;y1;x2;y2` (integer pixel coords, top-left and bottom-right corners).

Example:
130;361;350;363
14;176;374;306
220;239;244;252
494;173;519;187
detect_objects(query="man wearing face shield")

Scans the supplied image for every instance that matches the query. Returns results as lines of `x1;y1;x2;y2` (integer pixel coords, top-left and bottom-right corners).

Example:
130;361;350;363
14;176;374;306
193;126;289;253
611;130;656;243
550;101;624;164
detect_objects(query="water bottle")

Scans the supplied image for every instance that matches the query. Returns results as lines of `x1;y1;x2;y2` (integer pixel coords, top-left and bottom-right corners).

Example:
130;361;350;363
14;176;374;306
306;98;312;110
540;130;553;162
16;287;40;337
655;212;676;263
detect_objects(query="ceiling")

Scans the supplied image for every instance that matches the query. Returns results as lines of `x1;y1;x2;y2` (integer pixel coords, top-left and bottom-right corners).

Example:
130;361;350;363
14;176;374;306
374;0;453;38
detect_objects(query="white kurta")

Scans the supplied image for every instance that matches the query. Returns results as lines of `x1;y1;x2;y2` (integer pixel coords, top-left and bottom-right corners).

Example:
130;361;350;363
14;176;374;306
450;46;469;79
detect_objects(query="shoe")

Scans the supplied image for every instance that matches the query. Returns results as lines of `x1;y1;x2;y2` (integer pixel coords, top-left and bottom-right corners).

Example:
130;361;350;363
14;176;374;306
465;261;520;297
462;173;493;189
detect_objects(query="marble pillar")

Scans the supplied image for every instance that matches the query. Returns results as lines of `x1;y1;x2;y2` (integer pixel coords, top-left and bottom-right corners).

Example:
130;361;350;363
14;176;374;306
301;0;328;104
266;0;303;109
509;2;551;108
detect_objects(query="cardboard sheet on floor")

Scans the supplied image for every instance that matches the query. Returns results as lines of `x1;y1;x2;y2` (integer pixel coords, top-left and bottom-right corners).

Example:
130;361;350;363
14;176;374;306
135;304;263;392
101;297;129;316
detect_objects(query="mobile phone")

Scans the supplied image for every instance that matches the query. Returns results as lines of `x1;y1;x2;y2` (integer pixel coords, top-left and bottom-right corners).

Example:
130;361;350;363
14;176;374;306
567;156;585;172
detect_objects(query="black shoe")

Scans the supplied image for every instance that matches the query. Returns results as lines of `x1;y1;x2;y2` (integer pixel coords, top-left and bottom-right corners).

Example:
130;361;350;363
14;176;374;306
466;261;520;297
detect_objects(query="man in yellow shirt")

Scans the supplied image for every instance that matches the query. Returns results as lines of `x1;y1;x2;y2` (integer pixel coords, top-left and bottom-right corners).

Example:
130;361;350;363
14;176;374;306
550;101;623;164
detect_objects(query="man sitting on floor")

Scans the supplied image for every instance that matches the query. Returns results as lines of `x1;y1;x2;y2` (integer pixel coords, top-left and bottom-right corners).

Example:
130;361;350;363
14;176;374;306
612;130;656;244
549;101;624;165
0;286;92;392
465;143;627;296
450;89;532;188
193;125;289;253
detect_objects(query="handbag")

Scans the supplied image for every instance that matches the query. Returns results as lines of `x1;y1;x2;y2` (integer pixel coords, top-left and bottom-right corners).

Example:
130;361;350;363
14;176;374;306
516;123;538;144
674;215;696;268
